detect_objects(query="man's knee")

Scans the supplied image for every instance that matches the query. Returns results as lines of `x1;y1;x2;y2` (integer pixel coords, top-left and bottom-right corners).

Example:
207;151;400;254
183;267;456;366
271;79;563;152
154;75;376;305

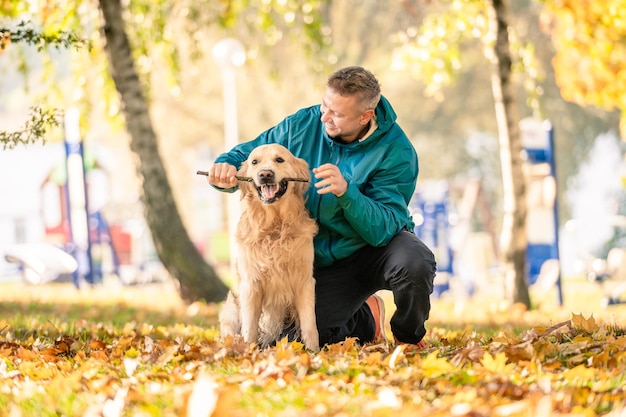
389;233;436;293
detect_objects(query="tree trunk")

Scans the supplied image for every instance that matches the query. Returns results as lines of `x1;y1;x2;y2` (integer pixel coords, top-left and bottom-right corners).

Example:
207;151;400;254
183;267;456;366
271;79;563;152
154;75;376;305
486;0;531;308
98;0;229;303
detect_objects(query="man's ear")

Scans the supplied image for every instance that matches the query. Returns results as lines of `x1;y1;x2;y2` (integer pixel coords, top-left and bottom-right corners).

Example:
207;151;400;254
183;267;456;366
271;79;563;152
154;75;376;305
360;109;375;125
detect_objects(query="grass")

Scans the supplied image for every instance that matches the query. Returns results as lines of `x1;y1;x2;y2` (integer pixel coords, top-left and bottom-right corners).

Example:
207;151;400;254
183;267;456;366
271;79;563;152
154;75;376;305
0;279;217;328
1;273;626;416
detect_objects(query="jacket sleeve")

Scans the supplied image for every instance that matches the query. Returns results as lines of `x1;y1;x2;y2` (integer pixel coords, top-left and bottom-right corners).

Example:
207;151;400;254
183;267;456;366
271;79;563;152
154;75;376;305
336;141;418;247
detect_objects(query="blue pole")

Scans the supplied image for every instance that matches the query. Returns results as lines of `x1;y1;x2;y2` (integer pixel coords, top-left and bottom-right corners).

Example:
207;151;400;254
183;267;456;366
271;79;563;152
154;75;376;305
78;140;94;285
64;108;95;286
546;121;563;306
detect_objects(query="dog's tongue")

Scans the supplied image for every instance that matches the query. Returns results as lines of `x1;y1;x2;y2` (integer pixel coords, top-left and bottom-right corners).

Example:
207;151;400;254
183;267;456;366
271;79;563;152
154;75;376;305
262;184;278;199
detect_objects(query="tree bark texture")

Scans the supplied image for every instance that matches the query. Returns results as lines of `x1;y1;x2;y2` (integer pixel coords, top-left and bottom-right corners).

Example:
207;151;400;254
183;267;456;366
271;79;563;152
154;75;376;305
98;0;229;303
486;0;531;308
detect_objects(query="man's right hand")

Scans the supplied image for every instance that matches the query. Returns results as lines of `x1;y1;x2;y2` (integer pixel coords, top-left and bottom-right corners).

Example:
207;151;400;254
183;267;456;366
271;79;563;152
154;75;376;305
207;162;238;188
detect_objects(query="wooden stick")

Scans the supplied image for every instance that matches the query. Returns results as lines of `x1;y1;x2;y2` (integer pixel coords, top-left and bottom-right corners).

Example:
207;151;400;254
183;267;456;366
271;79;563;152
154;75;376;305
196;170;308;183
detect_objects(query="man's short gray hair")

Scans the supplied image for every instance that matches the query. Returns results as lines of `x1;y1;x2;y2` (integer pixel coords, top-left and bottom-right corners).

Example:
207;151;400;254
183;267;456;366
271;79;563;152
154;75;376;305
327;66;381;111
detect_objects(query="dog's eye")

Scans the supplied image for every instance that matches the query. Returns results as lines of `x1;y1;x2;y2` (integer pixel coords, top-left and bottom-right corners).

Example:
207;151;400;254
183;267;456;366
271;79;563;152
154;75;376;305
276;157;285;163
251;159;258;165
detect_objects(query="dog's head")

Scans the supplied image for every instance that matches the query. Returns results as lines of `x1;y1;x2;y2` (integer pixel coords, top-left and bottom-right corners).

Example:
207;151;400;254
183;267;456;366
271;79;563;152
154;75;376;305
238;144;310;204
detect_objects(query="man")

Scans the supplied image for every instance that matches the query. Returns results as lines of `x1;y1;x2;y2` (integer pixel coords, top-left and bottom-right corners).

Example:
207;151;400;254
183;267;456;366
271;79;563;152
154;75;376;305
208;66;436;347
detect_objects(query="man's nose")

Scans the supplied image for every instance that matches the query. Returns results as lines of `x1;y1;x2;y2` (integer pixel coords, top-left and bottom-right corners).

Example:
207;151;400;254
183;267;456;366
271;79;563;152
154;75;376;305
320;109;330;123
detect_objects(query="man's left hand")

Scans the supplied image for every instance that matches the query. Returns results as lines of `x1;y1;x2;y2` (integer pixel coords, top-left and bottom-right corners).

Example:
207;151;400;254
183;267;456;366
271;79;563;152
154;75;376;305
313;163;348;197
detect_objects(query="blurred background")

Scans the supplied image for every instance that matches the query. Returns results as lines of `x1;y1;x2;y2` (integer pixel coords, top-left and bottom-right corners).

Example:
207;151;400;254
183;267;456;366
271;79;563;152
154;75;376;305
1;0;624;310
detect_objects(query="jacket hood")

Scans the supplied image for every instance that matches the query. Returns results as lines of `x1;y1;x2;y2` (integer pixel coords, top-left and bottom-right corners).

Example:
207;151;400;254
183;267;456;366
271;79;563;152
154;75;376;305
374;95;397;135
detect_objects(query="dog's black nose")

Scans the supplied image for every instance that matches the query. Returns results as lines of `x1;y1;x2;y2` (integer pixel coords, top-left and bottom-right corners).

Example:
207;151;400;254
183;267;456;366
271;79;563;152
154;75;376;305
258;169;275;183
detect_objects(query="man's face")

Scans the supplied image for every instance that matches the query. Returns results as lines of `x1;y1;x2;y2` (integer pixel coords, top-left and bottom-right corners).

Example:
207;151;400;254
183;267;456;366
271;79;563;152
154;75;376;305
320;88;372;143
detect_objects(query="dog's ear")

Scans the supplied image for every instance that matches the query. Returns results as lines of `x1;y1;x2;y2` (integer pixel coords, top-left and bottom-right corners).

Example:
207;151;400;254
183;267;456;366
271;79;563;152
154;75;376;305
293;157;311;196
237;161;251;198
238;160;249;178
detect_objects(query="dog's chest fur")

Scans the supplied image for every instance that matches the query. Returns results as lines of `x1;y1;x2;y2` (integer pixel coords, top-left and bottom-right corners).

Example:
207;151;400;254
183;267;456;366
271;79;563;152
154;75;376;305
236;204;316;306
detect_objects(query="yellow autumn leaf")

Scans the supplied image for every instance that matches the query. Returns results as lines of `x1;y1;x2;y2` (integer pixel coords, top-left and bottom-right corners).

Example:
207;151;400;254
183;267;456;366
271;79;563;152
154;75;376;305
0;319;7;328
125;346;140;358
566;353;587;367
90;339;107;350
420;350;455;378
18;360;56;380
612;335;626;349
275;337;304;360
561;364;596;385
571;313;598;333
571;334;593;343
480;351;514;373
212;385;244;417
590;350;610;368
324;337;359;355
90;349;109;361
16;346;38;361
364;351;384;366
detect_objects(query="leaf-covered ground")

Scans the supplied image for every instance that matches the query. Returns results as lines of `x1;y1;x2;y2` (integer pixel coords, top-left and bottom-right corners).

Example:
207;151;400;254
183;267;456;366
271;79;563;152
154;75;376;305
1;278;626;417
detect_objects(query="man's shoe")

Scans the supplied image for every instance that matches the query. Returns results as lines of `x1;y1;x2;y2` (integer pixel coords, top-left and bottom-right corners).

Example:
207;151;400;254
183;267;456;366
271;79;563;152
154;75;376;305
393;336;427;350
365;294;388;342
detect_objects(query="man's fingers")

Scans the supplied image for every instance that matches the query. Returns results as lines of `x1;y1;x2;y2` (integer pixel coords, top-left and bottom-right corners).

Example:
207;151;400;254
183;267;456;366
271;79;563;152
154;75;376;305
206;163;238;187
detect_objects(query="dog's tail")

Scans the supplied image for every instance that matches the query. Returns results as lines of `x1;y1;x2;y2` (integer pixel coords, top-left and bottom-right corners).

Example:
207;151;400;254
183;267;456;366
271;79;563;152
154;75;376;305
218;291;242;338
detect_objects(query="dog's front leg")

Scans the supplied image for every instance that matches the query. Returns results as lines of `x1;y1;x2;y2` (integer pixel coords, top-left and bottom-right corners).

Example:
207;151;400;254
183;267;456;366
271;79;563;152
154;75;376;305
239;283;262;345
295;279;320;352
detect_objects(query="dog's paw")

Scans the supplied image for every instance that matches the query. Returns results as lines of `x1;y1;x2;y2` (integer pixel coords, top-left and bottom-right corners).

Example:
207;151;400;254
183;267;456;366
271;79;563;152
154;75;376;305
218;292;241;338
307;342;320;352
302;331;320;352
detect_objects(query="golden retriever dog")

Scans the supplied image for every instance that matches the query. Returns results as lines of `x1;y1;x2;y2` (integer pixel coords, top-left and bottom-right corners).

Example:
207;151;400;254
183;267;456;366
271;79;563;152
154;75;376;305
218;144;320;351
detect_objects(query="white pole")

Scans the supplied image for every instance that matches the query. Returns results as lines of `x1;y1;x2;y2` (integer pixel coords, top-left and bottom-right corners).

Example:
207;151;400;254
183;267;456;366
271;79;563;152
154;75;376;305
212;39;246;273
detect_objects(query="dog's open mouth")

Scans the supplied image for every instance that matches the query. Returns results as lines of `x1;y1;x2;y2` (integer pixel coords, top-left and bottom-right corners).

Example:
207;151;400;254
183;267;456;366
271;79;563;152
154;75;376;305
255;179;289;204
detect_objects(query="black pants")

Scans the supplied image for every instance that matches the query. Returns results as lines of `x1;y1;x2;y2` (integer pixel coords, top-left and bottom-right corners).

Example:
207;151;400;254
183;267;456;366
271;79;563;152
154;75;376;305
314;230;436;346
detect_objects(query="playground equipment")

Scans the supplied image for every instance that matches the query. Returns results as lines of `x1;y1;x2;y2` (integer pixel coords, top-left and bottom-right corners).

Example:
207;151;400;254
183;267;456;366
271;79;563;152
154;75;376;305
411;181;455;297
3;243;78;285
589;247;626;306
581;216;626;306
520;117;563;305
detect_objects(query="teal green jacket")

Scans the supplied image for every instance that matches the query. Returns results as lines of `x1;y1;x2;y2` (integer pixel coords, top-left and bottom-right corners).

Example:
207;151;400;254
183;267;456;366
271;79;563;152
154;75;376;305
214;95;418;267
